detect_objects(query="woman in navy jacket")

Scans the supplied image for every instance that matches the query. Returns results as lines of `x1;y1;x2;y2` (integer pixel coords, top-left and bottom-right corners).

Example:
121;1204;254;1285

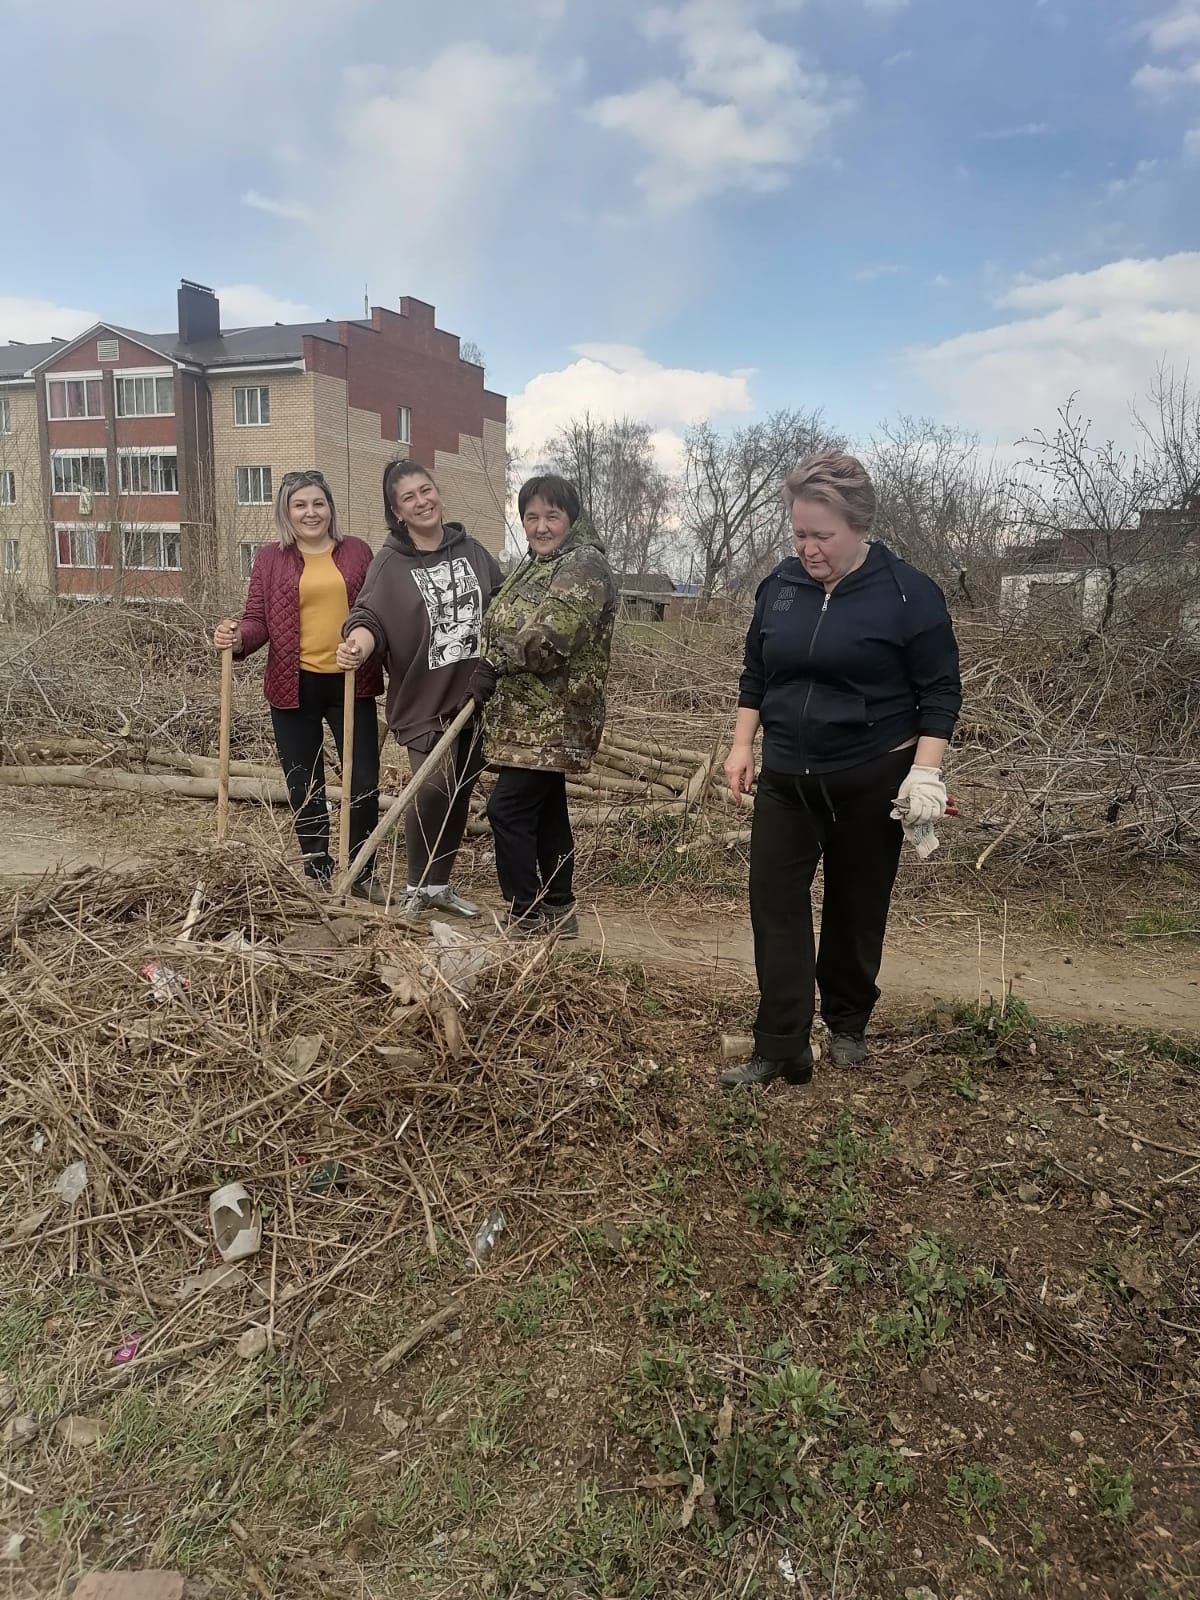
721;450;962;1089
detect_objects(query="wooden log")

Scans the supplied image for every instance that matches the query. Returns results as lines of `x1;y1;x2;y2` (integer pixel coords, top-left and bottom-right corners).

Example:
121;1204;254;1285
602;730;711;767
0;764;344;807
593;747;670;782
569;766;677;801
594;744;691;786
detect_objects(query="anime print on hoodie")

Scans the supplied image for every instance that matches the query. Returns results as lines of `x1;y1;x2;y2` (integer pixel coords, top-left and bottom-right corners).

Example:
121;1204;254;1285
344;521;503;746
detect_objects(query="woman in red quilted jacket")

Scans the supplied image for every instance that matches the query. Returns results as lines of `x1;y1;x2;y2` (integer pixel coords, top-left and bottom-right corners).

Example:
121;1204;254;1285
213;469;384;896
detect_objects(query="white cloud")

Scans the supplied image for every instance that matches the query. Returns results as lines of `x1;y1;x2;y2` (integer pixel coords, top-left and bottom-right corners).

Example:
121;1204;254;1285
1106;157;1160;196
508;344;755;472
907;252;1200;439
214;285;315;325
854;262;904;281
1185;124;1200;158
930;272;951;288
1001;252;1200;310
978;122;1054;140
0;296;99;346
1132;59;1200;96
588;0;854;208
242;190;316;224
308;43;552;286
1143;3;1200;54
883;48;915;67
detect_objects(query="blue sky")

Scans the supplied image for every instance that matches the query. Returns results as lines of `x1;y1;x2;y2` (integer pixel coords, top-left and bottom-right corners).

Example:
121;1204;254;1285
2;0;1199;470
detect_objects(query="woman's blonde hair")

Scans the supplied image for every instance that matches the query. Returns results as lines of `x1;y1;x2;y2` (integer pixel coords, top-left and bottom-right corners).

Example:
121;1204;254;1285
274;469;343;547
783;451;876;535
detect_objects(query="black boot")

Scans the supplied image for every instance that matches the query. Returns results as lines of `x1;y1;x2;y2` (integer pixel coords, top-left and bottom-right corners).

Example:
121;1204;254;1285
719;1049;814;1090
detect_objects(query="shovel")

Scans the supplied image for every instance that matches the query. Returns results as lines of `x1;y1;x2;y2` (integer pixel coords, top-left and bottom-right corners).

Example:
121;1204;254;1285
337;668;356;876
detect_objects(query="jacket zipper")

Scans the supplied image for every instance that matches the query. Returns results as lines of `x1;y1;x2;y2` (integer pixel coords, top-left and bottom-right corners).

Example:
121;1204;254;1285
800;590;831;776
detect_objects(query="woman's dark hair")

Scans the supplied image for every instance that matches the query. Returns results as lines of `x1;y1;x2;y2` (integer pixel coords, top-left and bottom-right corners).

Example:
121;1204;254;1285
382;458;438;533
517;474;581;525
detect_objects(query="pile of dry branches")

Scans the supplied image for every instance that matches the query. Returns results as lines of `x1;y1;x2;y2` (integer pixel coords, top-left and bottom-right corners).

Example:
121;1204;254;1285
2;600;1199;871
0;848;689;1419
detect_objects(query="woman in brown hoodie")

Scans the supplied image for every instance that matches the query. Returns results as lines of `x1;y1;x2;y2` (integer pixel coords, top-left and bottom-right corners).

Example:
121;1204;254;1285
337;459;502;918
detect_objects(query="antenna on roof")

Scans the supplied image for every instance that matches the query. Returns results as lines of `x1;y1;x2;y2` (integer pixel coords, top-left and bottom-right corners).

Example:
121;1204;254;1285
363;283;369;317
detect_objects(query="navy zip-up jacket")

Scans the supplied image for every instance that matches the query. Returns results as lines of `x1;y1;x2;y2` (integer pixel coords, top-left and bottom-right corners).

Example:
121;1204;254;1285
738;542;962;775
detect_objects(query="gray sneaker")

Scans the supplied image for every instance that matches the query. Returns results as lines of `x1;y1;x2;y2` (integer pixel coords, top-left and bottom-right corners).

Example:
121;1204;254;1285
542;902;579;939
828;1032;867;1066
420;886;481;919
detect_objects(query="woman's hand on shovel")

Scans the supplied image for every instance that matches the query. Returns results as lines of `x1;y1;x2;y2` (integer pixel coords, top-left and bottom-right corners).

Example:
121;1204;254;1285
213;619;241;651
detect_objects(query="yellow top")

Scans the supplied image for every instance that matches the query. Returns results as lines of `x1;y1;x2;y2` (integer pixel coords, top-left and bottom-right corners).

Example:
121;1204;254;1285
298;548;349;674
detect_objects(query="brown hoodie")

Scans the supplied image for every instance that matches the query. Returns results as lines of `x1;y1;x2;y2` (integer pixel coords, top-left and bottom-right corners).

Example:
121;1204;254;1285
345;521;503;745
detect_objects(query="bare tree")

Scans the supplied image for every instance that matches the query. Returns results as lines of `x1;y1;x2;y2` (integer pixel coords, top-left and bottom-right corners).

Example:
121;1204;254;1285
1133;364;1200;512
542;414;672;577
1018;395;1170;631
680;408;838;598
865;416;1018;607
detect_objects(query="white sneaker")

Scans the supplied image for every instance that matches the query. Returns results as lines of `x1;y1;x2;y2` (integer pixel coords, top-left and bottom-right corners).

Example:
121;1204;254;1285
420;886;481;919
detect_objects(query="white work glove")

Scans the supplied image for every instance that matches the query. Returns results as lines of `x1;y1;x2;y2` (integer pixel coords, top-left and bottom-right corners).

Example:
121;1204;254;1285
893;765;947;826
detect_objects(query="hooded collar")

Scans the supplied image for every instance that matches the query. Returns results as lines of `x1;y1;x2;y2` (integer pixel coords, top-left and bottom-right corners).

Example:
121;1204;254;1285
776;540;908;601
386;520;468;560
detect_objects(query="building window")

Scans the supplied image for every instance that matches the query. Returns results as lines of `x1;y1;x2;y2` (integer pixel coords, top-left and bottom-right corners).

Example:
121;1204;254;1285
0;398;10;434
0;471;14;506
55;525;111;568
238;541;264;579
115;375;174;417
2;538;17;574
52;451;108;496
119;451;178;495
47;377;104;420
397;405;412;445
236;465;273;505
234;386;270;427
123;527;182;570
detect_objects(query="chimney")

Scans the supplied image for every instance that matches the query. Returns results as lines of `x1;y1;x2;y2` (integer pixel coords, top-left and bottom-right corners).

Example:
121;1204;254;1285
178;279;220;345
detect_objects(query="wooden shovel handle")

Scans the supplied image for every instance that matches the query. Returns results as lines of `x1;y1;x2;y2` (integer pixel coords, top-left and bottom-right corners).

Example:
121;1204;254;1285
337;669;356;875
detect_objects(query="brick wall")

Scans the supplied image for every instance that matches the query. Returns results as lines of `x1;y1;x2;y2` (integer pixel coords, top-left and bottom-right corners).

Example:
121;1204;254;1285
0;385;50;593
210;370;315;589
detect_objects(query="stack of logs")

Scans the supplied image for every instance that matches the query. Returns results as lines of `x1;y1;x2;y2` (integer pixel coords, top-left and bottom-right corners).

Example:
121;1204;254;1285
0;728;751;844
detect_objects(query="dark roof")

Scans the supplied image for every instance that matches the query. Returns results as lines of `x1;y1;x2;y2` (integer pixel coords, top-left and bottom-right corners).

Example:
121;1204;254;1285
146;319;372;369
0;338;67;379
23;318;378;376
618;571;675;594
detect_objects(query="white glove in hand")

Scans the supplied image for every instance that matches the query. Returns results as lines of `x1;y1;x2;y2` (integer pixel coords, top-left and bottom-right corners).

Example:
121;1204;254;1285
894;765;947;826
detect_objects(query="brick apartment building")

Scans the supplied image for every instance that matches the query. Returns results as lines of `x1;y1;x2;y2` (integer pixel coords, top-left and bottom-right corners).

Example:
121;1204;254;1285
0;280;507;602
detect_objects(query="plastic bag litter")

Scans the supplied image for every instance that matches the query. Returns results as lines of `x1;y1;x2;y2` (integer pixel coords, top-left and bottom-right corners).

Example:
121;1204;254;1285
55;1161;88;1205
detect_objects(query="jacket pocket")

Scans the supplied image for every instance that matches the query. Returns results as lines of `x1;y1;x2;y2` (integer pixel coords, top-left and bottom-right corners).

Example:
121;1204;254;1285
804;683;868;727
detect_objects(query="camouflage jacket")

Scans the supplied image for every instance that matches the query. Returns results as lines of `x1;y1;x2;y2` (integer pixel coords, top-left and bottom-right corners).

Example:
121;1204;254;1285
482;519;618;773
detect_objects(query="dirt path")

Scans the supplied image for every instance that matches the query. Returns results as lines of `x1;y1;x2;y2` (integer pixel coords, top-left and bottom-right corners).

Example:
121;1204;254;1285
578;904;1200;1031
1;789;1195;1032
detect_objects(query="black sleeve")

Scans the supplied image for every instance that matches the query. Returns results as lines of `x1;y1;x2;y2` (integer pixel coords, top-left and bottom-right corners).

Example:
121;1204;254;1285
484;548;504;603
906;582;962;739
737;582;769;709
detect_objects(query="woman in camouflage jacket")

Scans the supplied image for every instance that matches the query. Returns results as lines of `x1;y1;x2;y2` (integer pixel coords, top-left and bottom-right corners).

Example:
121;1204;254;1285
463;475;617;936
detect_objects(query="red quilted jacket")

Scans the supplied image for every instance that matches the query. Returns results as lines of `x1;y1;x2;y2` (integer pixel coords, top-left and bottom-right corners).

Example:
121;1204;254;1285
236;538;384;709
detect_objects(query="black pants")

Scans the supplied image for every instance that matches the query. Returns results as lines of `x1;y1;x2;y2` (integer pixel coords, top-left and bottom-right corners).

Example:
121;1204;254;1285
404;724;485;887
270;672;380;879
749;746;911;1060
486;766;574;917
